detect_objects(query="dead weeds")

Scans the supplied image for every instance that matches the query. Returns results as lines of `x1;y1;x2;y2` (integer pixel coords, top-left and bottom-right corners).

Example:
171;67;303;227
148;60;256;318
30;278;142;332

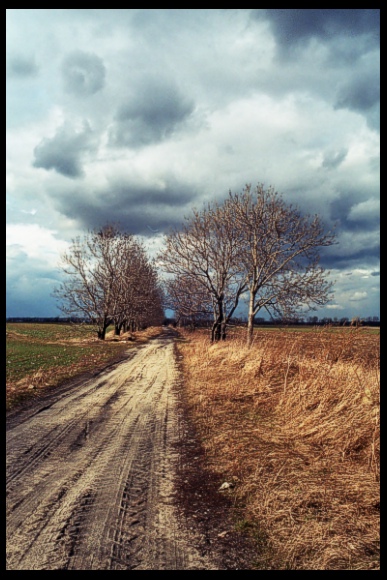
177;326;380;570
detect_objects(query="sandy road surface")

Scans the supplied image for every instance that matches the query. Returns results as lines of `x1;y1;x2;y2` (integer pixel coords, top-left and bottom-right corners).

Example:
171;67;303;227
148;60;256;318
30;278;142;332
6;329;216;570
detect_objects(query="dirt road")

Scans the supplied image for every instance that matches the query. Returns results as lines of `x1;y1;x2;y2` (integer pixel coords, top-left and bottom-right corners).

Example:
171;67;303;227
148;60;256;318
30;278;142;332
6;329;218;570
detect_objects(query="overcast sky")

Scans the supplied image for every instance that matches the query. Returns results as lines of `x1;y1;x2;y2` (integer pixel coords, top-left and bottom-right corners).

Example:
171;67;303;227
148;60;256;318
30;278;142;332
6;9;380;320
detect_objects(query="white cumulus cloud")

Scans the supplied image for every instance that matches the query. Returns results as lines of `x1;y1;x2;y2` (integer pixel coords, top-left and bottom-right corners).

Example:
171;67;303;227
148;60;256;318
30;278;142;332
349;291;368;301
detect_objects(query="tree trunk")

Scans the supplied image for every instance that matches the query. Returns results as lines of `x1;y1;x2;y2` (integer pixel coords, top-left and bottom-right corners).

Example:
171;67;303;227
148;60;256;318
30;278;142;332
211;320;222;342
220;321;227;340
97;318;110;340
247;294;255;347
98;327;106;340
211;300;223;342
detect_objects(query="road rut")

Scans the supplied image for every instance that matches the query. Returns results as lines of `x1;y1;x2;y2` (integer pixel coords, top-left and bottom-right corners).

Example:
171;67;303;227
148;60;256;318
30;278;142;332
6;329;216;570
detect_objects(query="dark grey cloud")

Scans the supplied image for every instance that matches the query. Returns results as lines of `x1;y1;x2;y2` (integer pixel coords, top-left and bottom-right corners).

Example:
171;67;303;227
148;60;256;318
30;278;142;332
109;81;194;148
250;10;380;131
336;75;379;112
322;149;348;170
321;242;380;270
262;9;379;49
33;121;96;178
371;271;380;277
335;71;380;130
51;179;197;235
330;192;379;232
109;181;196;208
329;194;355;226
322;187;380;270
61;51;106;96
7;54;39;77
6;250;62;317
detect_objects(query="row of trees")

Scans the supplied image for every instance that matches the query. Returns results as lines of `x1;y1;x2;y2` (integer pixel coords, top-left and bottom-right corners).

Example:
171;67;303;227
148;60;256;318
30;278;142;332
54;185;336;344
54;226;164;339
160;184;336;344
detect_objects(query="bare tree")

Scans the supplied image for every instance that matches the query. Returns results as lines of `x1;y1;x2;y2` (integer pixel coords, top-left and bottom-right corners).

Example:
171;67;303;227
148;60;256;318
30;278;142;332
164;274;213;328
53;226;120;339
139;267;165;329
54;226;164;339
124;255;164;331
112;238;149;334
160;203;247;341
228;184;336;345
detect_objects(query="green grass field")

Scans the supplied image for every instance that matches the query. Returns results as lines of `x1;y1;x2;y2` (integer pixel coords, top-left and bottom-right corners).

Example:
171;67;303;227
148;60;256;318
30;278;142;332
6;323;129;410
6;341;103;384
6;322;99;342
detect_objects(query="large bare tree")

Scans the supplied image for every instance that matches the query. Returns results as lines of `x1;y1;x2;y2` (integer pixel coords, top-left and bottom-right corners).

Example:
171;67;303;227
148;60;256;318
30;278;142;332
228;184;336;345
160;203;247;341
160;185;335;344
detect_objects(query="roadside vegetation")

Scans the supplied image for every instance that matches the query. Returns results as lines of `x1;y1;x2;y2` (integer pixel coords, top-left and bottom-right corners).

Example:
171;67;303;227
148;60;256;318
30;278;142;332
6;322;162;411
177;325;380;570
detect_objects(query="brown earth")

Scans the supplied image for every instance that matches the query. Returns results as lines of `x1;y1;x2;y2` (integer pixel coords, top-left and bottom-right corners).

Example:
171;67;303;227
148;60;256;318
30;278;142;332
6;328;257;570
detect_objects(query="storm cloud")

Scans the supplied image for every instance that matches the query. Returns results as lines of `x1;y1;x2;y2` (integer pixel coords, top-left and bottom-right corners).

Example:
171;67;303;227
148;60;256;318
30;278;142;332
6;252;62;317
321;233;380;270
330;191;380;233
6;9;380;319
322;148;348;170
7;54;39;77
348;198;380;223
51;179;197;235
263;9;379;51
109;81;194;148
335;69;380;130
61;51;106;96
33;121;97;178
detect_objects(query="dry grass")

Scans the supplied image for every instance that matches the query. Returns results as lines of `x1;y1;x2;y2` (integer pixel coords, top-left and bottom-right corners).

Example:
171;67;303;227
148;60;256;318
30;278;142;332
177;326;380;570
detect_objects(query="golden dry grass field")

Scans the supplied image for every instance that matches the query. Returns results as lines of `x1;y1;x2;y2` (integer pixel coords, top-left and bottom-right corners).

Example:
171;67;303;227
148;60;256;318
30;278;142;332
176;326;380;570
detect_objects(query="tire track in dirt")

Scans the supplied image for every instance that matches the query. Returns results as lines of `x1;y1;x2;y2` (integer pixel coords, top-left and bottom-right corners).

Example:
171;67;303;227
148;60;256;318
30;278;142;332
6;329;216;570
